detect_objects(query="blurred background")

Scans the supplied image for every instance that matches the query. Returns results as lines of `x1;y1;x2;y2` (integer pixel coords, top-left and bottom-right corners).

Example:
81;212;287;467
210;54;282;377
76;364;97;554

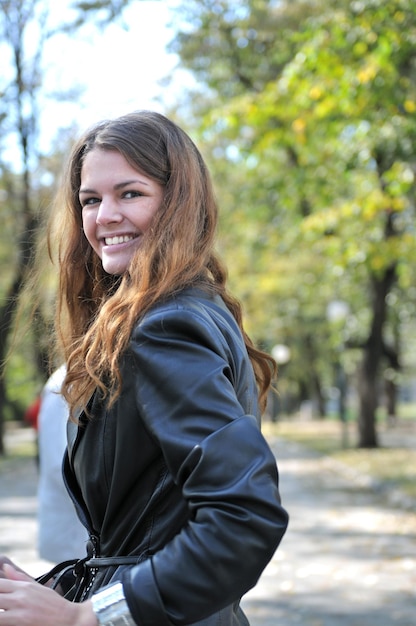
0;0;416;457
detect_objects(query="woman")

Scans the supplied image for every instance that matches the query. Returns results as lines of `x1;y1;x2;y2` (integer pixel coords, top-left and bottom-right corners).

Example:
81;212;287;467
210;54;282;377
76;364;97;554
0;111;288;626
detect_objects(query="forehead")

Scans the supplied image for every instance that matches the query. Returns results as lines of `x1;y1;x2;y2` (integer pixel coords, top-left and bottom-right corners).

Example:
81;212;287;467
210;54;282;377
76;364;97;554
81;148;136;175
80;148;150;187
78;148;165;201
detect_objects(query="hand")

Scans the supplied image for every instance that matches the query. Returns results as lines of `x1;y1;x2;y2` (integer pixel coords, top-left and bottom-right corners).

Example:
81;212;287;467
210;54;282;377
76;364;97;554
0;564;97;626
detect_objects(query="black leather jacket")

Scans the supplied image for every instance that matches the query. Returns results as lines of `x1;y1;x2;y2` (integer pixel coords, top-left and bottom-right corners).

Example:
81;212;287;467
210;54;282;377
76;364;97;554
63;288;288;625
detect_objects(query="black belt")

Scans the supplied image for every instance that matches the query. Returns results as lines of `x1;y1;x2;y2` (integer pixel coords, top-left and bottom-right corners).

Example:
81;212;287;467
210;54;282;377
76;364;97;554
36;555;142;602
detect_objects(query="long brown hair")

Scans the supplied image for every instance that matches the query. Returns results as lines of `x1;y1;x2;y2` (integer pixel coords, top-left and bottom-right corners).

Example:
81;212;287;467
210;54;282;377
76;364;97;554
49;111;275;415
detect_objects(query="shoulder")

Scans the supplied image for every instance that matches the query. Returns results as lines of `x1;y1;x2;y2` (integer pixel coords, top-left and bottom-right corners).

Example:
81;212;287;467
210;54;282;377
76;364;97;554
132;288;244;355
43;364;66;395
125;288;259;421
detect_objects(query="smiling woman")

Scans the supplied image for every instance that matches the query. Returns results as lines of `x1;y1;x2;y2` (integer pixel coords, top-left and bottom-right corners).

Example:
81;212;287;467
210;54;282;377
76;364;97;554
80;149;164;275
0;110;288;626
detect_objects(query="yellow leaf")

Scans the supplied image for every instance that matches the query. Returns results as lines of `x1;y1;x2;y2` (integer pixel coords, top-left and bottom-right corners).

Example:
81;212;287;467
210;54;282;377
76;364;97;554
309;86;323;100
404;100;416;113
357;65;377;84
292;118;306;133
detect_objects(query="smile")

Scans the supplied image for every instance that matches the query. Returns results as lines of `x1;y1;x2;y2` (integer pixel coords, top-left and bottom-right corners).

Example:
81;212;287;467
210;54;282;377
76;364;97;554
104;235;136;246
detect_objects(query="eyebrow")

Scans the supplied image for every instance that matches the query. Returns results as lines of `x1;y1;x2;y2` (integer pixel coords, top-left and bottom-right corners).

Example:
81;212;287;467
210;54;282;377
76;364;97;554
79;179;150;194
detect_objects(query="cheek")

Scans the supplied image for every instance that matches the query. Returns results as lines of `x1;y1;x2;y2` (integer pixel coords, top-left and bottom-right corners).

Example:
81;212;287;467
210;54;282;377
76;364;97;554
142;201;162;231
82;212;98;248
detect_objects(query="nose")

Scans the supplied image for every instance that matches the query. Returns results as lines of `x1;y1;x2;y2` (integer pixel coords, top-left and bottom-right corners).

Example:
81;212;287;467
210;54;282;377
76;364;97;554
96;197;122;225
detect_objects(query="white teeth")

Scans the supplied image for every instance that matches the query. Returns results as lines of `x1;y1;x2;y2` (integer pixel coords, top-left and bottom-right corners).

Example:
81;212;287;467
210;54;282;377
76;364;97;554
104;235;134;246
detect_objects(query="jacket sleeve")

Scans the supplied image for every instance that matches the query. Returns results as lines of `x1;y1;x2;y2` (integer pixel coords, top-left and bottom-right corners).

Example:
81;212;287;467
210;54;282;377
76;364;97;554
122;303;289;625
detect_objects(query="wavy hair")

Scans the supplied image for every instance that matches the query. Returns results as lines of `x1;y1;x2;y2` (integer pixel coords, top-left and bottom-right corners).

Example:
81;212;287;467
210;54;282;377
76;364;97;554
48;111;275;416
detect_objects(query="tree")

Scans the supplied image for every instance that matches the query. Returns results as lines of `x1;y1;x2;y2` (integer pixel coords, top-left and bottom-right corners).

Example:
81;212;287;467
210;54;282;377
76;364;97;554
0;0;135;453
263;0;416;446
169;0;416;446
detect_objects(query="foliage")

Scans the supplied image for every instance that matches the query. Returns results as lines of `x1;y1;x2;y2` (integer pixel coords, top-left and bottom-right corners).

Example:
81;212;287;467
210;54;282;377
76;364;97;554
170;0;416;445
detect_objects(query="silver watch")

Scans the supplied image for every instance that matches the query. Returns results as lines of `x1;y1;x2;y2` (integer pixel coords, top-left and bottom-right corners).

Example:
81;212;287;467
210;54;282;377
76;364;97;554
91;582;136;626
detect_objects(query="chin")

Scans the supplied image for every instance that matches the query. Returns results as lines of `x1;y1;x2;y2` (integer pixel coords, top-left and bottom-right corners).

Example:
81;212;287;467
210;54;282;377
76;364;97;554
101;254;131;275
102;263;128;276
102;251;137;276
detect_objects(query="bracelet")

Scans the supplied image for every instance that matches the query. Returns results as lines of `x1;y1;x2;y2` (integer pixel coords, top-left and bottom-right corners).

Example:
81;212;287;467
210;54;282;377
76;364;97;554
91;582;136;626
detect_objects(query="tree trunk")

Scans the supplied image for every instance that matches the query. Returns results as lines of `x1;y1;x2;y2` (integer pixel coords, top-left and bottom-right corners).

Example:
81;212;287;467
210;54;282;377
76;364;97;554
0;209;38;454
304;333;325;418
357;265;396;448
0;378;5;455
358;348;379;448
385;378;397;426
0;269;28;455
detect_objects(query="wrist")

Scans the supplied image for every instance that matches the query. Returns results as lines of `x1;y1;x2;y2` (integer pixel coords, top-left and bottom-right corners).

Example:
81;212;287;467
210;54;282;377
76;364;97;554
90;582;136;626
77;600;101;626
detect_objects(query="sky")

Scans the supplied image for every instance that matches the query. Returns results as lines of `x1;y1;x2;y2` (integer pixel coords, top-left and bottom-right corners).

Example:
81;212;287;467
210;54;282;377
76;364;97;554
38;0;191;153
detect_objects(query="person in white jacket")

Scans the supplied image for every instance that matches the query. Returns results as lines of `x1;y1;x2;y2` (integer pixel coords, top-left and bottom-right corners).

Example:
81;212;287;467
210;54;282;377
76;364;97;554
37;365;88;562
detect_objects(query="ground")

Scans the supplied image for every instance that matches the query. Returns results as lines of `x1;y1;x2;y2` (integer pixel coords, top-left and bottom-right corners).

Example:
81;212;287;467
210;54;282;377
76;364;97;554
1;424;415;626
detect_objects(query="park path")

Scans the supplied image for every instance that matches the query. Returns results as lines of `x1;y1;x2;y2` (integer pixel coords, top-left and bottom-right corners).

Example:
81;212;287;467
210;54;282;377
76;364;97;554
242;436;416;626
1;425;415;625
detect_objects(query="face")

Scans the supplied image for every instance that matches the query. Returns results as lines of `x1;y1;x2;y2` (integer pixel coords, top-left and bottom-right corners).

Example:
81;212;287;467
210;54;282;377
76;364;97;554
79;148;164;275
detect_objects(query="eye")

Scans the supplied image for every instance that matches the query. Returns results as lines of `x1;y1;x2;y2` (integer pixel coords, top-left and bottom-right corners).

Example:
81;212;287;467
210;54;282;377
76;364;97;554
123;190;143;199
80;196;101;207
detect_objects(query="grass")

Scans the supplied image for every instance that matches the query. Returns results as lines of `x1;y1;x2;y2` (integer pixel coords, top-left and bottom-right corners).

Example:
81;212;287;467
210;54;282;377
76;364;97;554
263;418;416;502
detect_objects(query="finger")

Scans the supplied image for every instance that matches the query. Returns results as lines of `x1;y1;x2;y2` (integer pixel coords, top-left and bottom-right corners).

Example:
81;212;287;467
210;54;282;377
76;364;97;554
0;559;29;579
0;558;16;578
2;564;32;582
